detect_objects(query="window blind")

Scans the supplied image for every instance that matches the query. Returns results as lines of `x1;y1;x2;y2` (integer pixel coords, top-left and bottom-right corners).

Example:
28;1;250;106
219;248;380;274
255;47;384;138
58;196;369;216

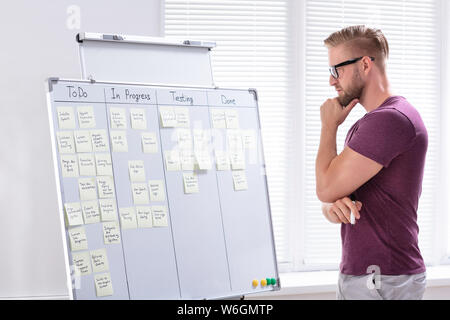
304;0;440;268
164;0;296;265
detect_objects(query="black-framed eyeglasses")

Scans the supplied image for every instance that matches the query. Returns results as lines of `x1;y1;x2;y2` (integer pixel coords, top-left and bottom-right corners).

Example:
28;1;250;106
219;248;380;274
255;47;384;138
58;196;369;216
329;56;375;79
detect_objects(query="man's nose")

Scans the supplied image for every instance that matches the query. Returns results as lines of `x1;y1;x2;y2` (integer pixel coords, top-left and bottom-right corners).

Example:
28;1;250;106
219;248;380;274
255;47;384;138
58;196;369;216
329;74;338;86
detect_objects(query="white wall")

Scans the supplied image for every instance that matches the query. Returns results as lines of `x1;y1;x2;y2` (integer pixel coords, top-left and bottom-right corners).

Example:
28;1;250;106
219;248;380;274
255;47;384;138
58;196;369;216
0;0;162;298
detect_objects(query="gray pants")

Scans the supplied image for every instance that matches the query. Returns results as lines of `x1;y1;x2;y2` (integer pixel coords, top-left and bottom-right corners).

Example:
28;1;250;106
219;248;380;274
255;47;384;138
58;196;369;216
337;272;426;300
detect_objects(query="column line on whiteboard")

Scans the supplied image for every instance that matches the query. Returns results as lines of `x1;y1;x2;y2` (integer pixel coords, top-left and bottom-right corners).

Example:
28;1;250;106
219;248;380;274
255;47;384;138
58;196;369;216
207;91;233;292
155;89;183;298
103;87;133;299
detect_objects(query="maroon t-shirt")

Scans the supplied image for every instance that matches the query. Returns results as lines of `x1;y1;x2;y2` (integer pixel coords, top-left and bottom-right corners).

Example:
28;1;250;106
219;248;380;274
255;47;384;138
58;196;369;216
341;96;427;275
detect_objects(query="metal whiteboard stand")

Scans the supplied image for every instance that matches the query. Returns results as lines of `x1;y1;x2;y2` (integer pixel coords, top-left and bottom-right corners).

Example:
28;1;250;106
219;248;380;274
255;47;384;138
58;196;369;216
77;32;216;87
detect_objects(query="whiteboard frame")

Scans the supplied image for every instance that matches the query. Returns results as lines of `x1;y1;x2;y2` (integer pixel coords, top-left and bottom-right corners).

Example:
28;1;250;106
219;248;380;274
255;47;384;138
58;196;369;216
46;77;280;299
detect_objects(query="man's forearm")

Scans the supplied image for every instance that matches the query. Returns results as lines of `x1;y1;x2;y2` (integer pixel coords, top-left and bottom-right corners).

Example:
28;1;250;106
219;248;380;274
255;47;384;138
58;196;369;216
315;124;338;193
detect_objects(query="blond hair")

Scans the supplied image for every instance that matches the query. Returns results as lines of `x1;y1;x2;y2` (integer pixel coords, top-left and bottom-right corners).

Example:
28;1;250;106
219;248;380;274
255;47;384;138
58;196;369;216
324;25;389;70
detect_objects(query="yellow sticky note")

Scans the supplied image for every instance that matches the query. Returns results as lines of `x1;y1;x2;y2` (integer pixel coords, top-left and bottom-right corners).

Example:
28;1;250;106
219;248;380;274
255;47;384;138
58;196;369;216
152;206;168;227
78;154;96;176
210;109;226;129
95;153;113;176
56;131;75;154
102;221;121;244
97;176;115;199
78;177;97;201
225;109;239;129
232;170;248;191
183;172;199;194
81;200;100;224
195;149;212;170
175;107;190;128
148;180;165;202
230;151;246;170
128;160;146;182
90;130;109;152
119;207;138;229
215;150;230;171
64;202;84;227
136;206;153;228
68;226;88;251
109;107;127;129
159;106;177;127
90;248;109;273
77;106;96;129
99;199;117;222
131;183;150;205
180;150;195;171
60;155;79;178
164;150;181;171
72;251;92;276
110;131;128;152
177;129;193;150
141;132;158;153
74;130;93;153
94;273;114;297
57;107;76;129
130;108;147;130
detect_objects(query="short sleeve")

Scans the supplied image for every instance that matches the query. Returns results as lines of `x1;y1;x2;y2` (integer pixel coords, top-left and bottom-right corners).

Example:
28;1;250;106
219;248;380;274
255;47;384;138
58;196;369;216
347;109;416;168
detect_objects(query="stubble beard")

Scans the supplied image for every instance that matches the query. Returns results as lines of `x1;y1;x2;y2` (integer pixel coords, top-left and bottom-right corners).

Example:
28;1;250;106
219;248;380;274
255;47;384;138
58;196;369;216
337;68;364;106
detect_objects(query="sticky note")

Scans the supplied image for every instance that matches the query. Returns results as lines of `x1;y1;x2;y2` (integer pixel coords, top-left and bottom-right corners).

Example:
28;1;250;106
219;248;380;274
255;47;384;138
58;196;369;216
110;131;128;152
180;150;195;171
97;176;115;199
68;226;88;251
77;106;96;128
81;200;100;224
130;108;147;130
193;129;210;149
94;273;114;297
131;183;150;205
109;107;127;129
99;199;117;221
230;151;246;170
72;251;92;276
215;150;230;171
164;150;181;171
148;180;165;202
78;178;97;201
232;170;248;191
159;106;177;127
175;107;190;128
102;221;121;245
136;206;153;228
128;160;146;182
177;129;192;150
90;249;109;273
211;109;226;129
152;206;168;227
74;130;93;153
57;107;76;129
242;129;257;150
195;149;212;170
227;130;243;152
141;132;158;154
56;131;75;154
119;207;138;229
225;109;239;128
91;130;109;152
64;202;84;227
78;154;96;176
183;172;199;194
95;153;113;176
60;155;79;178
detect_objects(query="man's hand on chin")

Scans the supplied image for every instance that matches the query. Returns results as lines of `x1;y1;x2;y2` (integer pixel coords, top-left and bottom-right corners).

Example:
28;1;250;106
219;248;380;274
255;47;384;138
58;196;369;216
320;97;359;128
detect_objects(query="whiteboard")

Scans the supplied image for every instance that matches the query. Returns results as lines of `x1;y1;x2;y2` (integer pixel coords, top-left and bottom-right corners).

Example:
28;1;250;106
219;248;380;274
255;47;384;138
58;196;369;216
46;78;279;299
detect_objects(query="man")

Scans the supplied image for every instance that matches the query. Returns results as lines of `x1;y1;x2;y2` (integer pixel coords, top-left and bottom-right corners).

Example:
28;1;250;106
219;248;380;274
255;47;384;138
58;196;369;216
315;25;428;300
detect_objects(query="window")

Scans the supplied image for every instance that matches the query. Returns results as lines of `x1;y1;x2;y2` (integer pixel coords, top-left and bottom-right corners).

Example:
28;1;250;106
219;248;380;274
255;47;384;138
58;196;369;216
165;0;446;272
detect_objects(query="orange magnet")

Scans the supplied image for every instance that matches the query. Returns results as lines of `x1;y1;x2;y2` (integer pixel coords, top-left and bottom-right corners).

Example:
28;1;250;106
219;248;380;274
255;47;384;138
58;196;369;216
252;279;259;287
261;279;267;287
